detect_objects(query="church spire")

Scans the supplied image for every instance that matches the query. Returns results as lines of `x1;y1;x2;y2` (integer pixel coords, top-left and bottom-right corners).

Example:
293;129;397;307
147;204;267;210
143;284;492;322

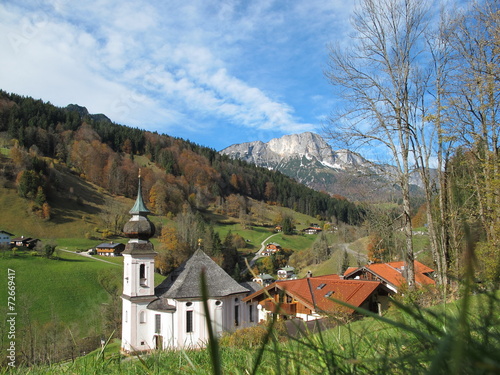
129;169;150;215
123;172;156;244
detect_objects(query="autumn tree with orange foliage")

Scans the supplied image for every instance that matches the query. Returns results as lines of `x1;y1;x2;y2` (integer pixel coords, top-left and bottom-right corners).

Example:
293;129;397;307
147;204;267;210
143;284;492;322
156;225;192;275
367;234;386;263
412;204;427;228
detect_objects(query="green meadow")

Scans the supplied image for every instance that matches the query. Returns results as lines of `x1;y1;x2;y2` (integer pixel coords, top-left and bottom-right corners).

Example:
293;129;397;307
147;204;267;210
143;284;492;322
0;250;120;329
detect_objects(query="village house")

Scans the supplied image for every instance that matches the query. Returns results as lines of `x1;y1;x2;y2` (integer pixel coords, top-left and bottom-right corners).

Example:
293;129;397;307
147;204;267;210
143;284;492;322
10;236;39;249
96;242;125;256
121;178;259;353
253;273;275;287
277;265;297;280
343;260;435;293
262;242;281;256
302;226;322;235
243;274;391;322
0;230;14;248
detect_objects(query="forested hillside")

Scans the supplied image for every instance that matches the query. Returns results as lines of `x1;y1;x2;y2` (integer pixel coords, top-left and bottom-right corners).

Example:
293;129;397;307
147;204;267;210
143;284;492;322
0;89;364;225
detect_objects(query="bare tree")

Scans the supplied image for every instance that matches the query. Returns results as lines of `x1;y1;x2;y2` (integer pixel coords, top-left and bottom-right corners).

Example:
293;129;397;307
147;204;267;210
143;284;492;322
416;6;456;286
445;1;500;286
324;0;432;287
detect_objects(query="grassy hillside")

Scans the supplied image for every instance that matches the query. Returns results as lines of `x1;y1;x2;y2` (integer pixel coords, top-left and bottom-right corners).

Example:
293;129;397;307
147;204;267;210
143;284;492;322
0;163;134;239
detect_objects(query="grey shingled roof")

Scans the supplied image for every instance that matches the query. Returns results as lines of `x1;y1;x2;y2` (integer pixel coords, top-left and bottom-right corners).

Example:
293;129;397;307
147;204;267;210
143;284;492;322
239;281;262;294
155;249;249;299
148;298;176;312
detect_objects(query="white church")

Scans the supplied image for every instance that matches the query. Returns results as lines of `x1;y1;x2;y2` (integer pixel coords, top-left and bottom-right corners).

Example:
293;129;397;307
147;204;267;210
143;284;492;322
121;178;260;353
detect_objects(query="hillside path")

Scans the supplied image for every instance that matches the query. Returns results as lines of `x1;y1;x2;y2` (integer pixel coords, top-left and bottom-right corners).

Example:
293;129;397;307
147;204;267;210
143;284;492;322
339;243;368;263
247;233;280;270
59;249;122;266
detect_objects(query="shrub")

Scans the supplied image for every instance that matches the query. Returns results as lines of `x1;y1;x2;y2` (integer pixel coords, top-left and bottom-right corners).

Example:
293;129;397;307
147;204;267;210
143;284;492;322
220;326;268;348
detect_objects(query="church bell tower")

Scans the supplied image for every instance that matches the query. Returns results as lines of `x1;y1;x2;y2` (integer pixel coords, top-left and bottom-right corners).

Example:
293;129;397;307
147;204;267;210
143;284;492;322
121;173;157;353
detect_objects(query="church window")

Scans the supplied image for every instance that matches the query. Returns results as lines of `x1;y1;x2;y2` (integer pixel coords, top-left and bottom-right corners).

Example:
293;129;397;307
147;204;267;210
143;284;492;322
186;310;193;333
140;310;146;324
155;314;161;334
234;305;240;326
140;264;147;287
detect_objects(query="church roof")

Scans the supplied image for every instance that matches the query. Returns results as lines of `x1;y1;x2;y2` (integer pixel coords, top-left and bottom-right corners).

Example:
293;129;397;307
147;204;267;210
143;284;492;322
155;249;249;299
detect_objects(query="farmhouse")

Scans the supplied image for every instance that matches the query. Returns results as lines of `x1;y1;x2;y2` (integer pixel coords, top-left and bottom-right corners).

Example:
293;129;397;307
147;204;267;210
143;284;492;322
343;260;435;293
121;178;258;353
10;236;39;249
96;242;125;256
243;274;391;322
0;230;14;247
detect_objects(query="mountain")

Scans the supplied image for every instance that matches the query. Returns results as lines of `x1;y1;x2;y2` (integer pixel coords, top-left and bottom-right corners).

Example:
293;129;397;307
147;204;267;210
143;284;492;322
65;104;111;123
221;132;420;202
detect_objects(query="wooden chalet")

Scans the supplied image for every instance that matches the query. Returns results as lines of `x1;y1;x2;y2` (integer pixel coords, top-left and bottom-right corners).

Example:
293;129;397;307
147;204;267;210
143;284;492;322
343;260;435;293
303;226;322;234
10;236;40;249
243;274;391;322
263;242;281;256
96;242;125;256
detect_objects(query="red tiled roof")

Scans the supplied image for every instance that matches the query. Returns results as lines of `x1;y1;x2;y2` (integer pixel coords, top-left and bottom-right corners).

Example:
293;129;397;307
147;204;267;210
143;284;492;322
344;260;435;288
243;274;384;314
344;267;358;275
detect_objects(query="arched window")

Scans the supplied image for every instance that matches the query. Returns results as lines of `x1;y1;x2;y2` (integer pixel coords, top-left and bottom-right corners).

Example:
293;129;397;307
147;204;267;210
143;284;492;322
186;310;193;333
139;264;147;286
140;310;146;324
234;305;240;327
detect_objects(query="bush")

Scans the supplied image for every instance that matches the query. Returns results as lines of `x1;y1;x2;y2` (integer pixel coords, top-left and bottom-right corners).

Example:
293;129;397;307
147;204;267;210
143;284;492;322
219;326;268;348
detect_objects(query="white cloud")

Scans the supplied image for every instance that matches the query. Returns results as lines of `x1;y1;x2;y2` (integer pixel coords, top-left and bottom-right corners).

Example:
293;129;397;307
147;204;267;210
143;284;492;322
0;0;355;147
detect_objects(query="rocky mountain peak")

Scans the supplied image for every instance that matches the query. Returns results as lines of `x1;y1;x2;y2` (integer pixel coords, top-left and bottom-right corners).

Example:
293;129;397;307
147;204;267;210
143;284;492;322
221;132;420;202
221;132;366;171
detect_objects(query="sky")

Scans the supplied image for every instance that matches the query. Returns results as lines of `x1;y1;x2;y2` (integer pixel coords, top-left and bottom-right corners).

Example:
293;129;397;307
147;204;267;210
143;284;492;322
0;0;355;151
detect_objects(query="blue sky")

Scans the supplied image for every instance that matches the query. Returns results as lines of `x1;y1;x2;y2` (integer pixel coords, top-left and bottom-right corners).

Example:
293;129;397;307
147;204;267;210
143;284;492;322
0;0;356;151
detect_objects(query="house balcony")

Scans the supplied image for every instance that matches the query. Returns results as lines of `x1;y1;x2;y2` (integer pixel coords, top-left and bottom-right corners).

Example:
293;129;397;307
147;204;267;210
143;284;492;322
263;300;297;315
